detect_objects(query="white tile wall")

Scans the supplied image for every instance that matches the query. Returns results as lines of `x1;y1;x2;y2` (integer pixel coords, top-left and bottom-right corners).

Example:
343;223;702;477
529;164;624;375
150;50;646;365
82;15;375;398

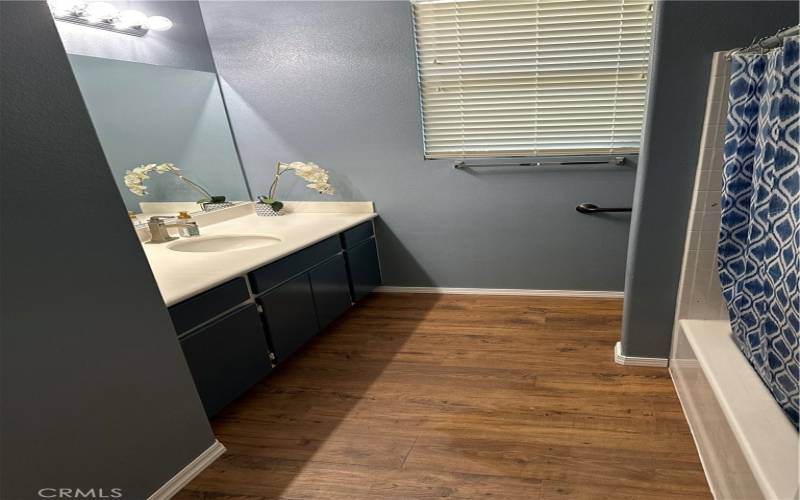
671;52;731;356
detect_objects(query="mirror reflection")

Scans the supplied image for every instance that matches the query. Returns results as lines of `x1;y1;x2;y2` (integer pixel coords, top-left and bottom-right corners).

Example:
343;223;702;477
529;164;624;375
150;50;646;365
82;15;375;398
67;54;250;214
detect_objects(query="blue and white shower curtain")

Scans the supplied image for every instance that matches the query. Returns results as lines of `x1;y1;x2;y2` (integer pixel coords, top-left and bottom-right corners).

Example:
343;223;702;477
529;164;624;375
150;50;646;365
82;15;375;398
718;36;799;427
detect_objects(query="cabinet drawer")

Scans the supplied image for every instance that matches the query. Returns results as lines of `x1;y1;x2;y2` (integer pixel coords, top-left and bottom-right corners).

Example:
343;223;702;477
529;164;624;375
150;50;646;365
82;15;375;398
249;236;341;294
309;254;352;330
341;220;375;249
169;277;250;335
257;273;319;363
346;237;381;302
179;304;272;416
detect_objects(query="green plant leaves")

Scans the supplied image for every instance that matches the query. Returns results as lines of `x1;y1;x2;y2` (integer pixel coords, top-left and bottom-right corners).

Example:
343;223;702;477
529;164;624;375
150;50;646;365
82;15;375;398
257;196;283;211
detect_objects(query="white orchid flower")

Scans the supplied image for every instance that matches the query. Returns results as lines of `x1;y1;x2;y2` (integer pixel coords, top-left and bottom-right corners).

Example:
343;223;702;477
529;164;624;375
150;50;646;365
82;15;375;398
155;163;179;173
128;184;147;196
121;162;211;200
264;161;335;201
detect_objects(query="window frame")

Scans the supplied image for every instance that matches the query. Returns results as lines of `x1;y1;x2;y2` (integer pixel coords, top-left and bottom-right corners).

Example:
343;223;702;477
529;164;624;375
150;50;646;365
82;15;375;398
410;0;655;161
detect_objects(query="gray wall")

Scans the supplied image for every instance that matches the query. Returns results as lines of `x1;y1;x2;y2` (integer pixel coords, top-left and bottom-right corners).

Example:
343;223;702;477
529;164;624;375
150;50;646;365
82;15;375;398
0;2;216;498
201;0;635;291
621;0;798;358
69;54;249;211
55;0;215;71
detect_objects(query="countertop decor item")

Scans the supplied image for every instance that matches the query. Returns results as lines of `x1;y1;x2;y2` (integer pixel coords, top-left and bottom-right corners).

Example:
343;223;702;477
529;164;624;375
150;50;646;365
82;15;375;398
200;200;235;212
256;161;334;216
255;202;284;217
123;162;230;211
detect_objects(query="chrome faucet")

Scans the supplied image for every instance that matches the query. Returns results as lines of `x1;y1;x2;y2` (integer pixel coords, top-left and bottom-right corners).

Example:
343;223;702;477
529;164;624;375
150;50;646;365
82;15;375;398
146;216;200;244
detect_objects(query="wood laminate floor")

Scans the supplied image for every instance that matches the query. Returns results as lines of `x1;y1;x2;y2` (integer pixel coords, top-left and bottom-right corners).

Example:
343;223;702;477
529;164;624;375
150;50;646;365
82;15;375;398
176;293;711;500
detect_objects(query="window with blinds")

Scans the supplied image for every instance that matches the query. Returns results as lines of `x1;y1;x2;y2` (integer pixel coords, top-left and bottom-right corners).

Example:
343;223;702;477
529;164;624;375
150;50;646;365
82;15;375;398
411;0;654;159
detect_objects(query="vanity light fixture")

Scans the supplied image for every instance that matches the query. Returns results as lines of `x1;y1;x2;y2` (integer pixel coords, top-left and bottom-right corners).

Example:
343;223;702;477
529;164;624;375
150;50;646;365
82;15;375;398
47;1;173;37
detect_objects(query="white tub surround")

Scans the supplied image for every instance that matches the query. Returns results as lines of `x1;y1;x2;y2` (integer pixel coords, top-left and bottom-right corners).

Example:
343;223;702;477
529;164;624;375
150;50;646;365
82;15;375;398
670;54;730;332
673;320;798;500
140;202;376;306
669;53;799;500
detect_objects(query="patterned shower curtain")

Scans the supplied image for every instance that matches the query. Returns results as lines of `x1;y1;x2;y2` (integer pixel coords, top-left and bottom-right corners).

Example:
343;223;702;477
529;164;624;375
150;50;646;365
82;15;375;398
718;36;799;427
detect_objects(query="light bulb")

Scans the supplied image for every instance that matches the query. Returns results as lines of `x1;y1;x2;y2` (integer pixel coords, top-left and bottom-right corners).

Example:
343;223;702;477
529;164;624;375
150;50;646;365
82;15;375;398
84;2;117;21
48;0;79;16
145;15;173;31
118;9;147;28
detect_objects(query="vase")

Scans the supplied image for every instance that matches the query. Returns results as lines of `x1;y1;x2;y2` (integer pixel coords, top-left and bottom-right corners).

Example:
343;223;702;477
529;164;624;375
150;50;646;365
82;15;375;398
255;203;284;216
201;201;235;212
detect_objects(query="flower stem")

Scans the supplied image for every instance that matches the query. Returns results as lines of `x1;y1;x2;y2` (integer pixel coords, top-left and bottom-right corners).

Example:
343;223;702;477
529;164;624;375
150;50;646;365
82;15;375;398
169;171;213;200
268;161;289;199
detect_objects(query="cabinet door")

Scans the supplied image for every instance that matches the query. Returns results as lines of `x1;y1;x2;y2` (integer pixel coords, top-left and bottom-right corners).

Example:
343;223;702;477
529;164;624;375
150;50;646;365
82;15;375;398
341;220;375;249
249;236;341;294
257;273;319;364
179;304;272;417
346;237;382;302
169;277;250;335
309;253;352;330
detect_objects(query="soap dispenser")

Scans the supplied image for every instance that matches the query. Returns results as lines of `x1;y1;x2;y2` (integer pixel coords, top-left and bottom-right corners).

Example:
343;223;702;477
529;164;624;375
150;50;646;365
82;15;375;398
176;211;200;237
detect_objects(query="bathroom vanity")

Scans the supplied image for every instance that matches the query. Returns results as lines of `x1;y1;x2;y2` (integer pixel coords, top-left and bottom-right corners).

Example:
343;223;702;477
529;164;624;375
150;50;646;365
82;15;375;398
63;42;384;418
142;203;381;416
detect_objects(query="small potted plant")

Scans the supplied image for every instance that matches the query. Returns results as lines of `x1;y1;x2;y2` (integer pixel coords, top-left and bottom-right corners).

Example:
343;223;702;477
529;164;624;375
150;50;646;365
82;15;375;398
256;161;334;216
123;163;232;211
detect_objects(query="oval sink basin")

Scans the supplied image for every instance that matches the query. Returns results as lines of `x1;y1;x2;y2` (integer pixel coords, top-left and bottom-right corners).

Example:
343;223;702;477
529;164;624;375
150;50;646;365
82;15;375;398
167;235;282;253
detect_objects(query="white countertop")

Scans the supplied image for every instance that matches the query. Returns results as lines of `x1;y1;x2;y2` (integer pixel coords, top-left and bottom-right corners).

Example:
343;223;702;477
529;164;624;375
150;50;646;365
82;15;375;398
141;202;377;306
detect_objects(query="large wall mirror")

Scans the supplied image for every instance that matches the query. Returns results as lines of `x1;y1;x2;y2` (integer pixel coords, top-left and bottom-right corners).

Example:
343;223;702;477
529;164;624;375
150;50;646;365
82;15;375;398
53;0;251;216
68;55;250;213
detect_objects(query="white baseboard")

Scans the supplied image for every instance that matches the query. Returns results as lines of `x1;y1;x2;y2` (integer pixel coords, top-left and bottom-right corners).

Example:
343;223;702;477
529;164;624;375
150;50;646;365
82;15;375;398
148;439;226;500
614;341;668;367
375;286;624;298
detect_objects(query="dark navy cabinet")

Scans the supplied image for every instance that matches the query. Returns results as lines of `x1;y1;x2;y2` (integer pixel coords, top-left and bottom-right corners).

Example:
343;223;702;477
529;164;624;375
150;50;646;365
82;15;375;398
309;253;352;329
179;304;272;416
341;220;375;249
169;278;250;335
249;236;340;294
257;273;319;364
168;218;381;417
346;237;381;302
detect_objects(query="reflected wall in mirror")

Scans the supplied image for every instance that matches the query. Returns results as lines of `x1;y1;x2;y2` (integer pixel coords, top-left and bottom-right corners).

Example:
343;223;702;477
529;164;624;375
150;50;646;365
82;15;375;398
67;54;250;213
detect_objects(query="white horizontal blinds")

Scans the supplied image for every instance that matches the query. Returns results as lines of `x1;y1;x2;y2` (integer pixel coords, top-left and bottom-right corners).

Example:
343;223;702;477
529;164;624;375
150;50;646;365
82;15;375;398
412;0;654;159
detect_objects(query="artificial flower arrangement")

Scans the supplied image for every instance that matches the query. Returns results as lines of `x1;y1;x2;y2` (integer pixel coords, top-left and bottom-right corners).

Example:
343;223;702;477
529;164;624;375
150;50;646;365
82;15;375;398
123;162;227;205
257;161;334;214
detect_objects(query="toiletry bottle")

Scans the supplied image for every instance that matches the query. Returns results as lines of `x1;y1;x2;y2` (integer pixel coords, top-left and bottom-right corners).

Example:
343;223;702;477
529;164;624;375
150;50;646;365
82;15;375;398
177;211;200;237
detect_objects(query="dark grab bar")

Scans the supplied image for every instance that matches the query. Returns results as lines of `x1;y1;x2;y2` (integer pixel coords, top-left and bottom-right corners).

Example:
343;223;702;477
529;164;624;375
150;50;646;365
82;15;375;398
576;203;632;214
